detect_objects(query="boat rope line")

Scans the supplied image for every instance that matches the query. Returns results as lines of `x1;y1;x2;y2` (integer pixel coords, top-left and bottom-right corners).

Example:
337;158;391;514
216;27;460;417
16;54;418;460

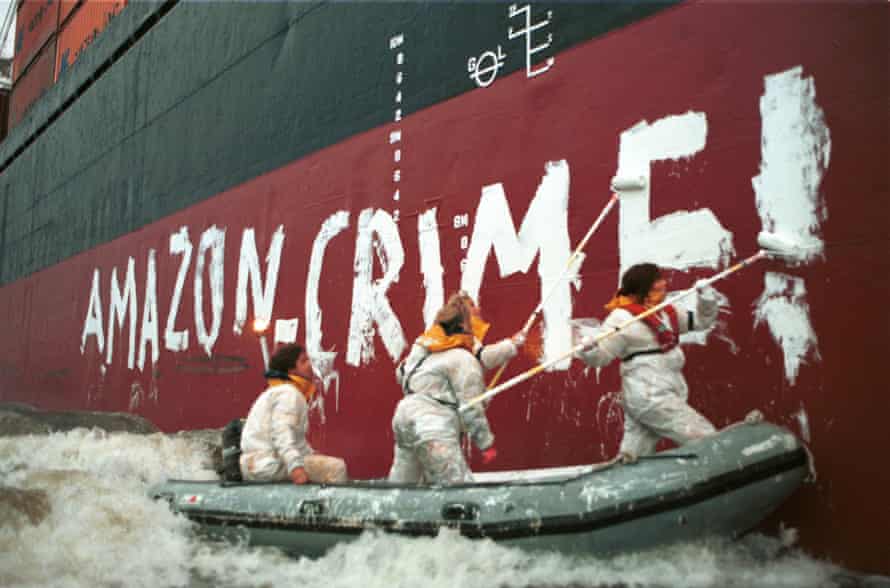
208;452;697;493
177;448;807;540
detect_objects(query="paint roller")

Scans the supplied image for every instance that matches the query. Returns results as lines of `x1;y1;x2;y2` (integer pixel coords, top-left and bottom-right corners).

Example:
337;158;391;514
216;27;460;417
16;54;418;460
756;231;810;263
610;174;647;193
485;174;647;389
465;234;802;410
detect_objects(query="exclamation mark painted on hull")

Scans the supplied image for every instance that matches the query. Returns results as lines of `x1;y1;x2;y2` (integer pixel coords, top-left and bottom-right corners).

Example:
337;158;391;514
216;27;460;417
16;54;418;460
390;34;405;222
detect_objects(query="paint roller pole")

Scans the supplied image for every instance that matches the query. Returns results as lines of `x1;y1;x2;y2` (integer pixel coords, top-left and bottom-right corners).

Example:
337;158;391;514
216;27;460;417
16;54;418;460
253;318;271;370
464;248;773;412
486;175;645;389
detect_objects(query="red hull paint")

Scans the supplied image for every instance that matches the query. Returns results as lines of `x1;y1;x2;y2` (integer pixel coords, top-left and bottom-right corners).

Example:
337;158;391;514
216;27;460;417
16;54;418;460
1;2;887;572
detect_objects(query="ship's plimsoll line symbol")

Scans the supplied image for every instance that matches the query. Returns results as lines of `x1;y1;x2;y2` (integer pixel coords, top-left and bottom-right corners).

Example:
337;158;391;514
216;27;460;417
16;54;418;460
468;46;506;88
467;3;554;89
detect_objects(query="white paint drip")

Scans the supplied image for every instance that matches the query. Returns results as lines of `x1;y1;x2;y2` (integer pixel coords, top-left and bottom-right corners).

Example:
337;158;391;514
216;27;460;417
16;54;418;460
741;435;783;456
741;433;798;457
346;209;406;366
106;257;138;368
306;211;350;415
137;249;159;371
752;66;831;265
417;208;444;328
233;225;284;335
461;160;577;368
129;381;144;411
194;226;226;356
753;272;820;385
616;112;734;275
80;268;105;354
165;227;192;353
580;480;637;510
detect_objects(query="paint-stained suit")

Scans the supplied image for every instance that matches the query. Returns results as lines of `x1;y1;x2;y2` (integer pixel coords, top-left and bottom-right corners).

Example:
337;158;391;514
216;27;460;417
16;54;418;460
577;287;720;459
388;339;516;485
240;382;347;483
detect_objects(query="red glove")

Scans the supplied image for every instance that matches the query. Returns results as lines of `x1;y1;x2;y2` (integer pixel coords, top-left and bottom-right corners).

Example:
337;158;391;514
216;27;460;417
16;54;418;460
481;446;498;465
290;467;309;485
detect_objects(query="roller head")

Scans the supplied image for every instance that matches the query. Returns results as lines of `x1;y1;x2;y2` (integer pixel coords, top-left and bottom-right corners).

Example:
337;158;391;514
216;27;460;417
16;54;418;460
610;175;646;192
757;231;803;259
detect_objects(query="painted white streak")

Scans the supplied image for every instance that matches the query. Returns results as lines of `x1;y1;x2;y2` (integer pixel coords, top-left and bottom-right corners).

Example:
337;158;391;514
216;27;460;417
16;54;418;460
418;208;444;328
194;226;226;356
137;249;159;371
752;66;831;265
107;257;138;368
741;434;784;456
274;318;299;345
165;227;192;352
233;225;285;335
346;209;406;366
616;112;734;275
754;272;820;385
81;269;104;354
461;160;575;368
306;211;350;413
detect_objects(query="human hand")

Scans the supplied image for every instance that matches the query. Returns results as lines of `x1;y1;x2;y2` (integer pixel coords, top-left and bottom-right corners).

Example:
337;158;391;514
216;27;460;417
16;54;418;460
511;332;526;347
481;446;498;465
290;467;309;485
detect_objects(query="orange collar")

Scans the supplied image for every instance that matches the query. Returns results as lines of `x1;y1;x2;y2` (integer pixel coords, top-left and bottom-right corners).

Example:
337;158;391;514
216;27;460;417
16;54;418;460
416;315;490;353
266;375;317;402
605;294;639;311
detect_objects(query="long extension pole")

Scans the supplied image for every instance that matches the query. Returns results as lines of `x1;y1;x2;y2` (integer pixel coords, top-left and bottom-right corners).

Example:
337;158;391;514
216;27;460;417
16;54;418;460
465;250;767;411
487;190;624;389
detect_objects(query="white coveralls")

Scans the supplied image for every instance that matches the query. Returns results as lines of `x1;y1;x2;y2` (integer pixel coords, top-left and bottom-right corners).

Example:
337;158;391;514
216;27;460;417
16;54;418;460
239;382;347;484
388;339;516;485
577;287;720;459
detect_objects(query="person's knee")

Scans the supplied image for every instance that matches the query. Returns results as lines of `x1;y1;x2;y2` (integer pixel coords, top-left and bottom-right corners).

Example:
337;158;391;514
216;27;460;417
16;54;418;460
330;458;348;483
420;440;470;485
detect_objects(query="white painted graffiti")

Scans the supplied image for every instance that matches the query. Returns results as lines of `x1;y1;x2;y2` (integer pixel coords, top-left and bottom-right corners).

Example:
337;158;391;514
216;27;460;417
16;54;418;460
80;65;828;391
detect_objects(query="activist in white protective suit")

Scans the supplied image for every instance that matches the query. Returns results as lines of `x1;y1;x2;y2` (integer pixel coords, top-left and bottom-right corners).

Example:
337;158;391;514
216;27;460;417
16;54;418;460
240;343;348;485
577;263;720;461
388;292;522;485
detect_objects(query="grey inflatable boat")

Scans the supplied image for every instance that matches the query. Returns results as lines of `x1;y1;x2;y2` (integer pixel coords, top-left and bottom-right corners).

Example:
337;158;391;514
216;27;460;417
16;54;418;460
149;421;808;557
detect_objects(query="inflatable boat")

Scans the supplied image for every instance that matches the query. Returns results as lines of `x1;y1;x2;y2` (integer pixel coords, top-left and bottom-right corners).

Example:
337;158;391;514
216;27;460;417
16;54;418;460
149;421;808;557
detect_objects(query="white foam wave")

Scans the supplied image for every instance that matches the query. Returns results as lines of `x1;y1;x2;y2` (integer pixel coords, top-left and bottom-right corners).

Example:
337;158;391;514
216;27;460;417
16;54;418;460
0;431;845;588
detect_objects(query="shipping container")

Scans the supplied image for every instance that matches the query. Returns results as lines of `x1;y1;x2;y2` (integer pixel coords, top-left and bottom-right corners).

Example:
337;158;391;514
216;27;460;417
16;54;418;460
55;0;127;80
9;37;55;127
59;0;78;26
13;0;60;82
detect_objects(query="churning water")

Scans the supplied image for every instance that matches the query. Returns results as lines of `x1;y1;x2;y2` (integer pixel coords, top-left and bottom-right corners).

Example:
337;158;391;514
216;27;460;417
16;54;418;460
0;430;862;587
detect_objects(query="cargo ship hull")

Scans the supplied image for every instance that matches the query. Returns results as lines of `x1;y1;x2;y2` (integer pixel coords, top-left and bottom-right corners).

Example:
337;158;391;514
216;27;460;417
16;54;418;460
0;1;886;573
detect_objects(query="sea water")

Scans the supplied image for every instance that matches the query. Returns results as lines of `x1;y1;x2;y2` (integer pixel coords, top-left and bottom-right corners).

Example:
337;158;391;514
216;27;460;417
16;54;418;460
0;430;858;588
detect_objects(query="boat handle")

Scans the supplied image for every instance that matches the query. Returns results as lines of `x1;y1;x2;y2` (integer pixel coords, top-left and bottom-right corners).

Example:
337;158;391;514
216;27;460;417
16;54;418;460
441;502;480;522
299;499;327;516
152;493;175;507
